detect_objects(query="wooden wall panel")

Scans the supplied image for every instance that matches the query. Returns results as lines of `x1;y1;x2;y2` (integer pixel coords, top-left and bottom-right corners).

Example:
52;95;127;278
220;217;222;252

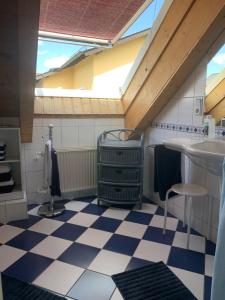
18;0;40;143
124;0;225;130
0;1;40;143
0;2;20;117
34;97;124;117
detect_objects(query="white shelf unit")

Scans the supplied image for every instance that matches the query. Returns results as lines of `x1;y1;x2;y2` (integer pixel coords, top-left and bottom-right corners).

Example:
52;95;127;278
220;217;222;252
0;128;27;223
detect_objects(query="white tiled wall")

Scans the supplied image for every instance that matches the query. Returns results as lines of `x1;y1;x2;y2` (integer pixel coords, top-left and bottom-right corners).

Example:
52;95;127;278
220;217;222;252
144;58;220;242
21;117;124;204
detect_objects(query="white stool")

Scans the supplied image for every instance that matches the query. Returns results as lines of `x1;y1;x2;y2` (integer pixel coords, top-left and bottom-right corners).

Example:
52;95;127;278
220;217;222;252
163;183;211;249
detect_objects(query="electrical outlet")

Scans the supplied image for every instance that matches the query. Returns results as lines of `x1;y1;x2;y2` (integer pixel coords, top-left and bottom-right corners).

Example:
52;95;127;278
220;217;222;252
194;97;204;116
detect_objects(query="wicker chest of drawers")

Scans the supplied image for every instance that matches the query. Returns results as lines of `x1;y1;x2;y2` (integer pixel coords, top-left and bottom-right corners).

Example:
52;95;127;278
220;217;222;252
97;129;144;209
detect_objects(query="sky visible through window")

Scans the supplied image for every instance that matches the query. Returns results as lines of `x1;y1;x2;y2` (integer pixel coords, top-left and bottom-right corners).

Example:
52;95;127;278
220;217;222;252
36;0;164;74
207;44;225;78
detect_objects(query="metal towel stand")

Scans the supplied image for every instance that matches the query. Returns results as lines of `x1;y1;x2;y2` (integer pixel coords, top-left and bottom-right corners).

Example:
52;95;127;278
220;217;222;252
38;125;65;217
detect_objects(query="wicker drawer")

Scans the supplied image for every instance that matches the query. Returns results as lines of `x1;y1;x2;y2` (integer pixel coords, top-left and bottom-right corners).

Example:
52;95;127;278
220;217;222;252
99;148;142;165
98;165;140;183
98;183;140;202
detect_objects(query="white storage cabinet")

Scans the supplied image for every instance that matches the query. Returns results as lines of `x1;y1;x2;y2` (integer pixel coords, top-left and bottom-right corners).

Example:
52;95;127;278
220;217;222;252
0;128;27;223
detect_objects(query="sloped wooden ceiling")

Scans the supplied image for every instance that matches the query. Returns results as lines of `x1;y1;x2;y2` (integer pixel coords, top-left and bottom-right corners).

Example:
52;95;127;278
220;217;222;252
39;0;148;43
123;0;225;130
205;75;225;123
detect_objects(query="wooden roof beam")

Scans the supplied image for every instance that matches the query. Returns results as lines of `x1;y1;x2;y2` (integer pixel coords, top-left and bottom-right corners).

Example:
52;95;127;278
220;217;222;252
124;0;225;130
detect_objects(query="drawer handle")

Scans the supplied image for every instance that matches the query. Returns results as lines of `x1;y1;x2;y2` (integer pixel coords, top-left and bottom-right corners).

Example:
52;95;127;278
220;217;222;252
116;170;122;174
115;188;122;192
116;151;123;156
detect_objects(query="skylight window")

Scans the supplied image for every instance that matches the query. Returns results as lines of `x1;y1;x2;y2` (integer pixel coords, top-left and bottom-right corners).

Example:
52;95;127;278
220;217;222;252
36;0;164;75
35;0;165;98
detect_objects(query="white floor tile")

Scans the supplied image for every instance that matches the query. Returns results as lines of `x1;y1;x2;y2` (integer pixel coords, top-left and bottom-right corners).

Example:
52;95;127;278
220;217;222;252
68;212;98;227
205;254;214;277
76;228;112;248
0;245;26;271
0;225;24;244
102;208;130;220
134;240;171;263
150;215;178;231
89;249;130;275
115;221;147;239
169;266;204;300
92;199;98;205
31;236;72;259
34;260;84;295
110;288;123;300
135;203;158;214
172;231;206;253
29;218;63;235
28;205;41;216
65;201;89;212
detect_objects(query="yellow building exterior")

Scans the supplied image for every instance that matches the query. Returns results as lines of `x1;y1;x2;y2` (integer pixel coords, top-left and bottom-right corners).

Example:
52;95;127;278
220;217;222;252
37;31;148;93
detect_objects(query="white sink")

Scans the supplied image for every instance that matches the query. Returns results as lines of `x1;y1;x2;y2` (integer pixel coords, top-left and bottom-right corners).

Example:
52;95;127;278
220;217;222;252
164;138;225;176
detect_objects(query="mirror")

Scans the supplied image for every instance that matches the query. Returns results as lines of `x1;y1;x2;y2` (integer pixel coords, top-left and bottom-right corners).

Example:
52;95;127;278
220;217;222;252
205;43;225;125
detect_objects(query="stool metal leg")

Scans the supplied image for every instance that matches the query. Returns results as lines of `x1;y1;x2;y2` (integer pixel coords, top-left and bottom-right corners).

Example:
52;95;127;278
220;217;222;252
163;189;171;234
187;196;192;249
207;195;212;240
183;195;187;227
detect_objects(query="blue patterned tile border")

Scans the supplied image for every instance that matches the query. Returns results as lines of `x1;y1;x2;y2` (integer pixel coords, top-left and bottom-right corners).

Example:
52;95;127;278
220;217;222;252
151;122;225;137
151;122;204;135
215;126;225;137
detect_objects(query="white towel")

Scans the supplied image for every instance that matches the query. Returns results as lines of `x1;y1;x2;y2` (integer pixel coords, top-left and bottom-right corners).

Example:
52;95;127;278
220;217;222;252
44;140;52;189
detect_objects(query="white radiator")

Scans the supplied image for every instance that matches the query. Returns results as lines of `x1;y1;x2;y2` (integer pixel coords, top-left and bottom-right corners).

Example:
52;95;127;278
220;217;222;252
56;148;97;194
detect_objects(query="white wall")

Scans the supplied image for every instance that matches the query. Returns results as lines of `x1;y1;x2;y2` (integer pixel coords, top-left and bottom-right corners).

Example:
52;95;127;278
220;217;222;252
21;117;124;204
143;58;220;242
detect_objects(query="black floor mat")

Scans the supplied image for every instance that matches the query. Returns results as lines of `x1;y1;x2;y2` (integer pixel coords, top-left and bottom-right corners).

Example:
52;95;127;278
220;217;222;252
112;261;197;300
2;274;65;300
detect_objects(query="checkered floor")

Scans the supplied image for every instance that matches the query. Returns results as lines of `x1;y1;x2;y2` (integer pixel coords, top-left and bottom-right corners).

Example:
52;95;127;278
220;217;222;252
0;197;215;300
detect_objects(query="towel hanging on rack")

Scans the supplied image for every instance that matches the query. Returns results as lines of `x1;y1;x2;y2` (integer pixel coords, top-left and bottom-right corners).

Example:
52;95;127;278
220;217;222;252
50;148;61;197
44;140;52;190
